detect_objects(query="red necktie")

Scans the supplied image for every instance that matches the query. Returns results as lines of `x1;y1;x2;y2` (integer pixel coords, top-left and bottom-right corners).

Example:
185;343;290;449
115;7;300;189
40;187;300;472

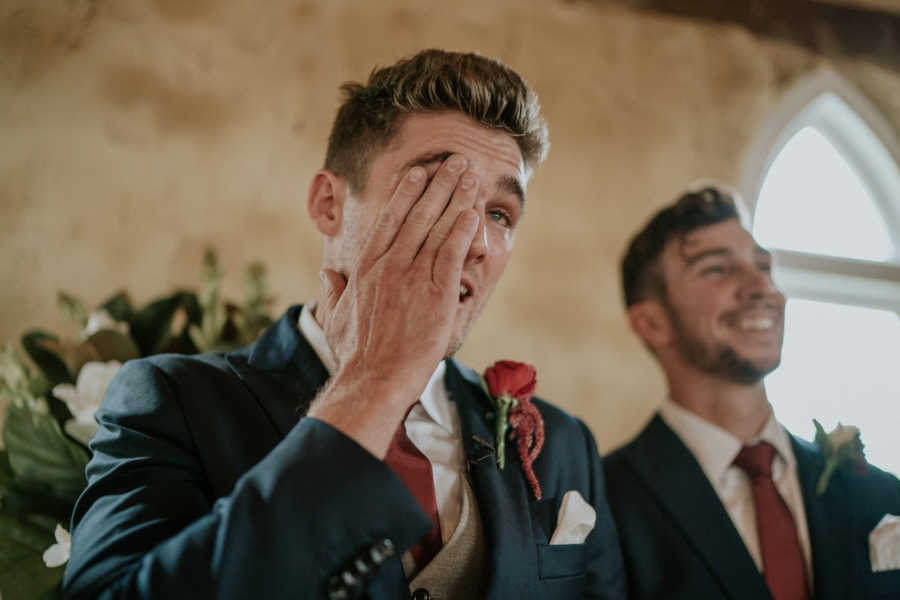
734;442;811;600
384;416;442;570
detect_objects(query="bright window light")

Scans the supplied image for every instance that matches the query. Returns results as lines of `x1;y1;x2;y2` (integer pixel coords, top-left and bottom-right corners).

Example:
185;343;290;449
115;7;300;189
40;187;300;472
754;126;893;262
766;298;900;477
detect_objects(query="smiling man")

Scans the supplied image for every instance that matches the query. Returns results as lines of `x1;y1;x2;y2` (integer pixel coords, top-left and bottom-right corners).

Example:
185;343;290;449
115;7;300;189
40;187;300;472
63;50;626;600
603;186;900;599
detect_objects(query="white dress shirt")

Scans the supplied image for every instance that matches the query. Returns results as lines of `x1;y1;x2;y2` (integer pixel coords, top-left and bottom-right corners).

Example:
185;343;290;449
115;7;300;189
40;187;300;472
659;400;813;580
298;304;465;544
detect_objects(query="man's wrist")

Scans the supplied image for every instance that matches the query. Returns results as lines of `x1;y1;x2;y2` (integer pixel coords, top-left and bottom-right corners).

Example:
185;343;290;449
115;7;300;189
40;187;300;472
307;368;419;459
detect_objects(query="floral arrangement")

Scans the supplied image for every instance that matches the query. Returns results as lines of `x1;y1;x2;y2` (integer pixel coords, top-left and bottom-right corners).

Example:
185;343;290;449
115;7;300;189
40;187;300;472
482;360;544;500
813;419;867;495
0;249;273;599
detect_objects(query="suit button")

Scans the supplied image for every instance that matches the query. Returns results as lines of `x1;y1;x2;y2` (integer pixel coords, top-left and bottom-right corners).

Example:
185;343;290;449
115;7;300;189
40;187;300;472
410;588;432;600
369;538;395;565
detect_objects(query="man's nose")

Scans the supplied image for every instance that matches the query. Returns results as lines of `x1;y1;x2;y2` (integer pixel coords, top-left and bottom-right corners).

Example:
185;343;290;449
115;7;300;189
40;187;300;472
738;265;780;301
466;206;488;264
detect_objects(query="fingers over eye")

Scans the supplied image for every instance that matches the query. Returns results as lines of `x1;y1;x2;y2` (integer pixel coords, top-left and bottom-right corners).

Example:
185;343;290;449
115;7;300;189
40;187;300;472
418;171;479;264
361;166;429;265
391;154;469;265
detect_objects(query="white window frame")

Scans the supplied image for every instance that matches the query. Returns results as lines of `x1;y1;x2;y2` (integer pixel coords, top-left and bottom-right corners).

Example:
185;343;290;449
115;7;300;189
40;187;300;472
738;68;900;314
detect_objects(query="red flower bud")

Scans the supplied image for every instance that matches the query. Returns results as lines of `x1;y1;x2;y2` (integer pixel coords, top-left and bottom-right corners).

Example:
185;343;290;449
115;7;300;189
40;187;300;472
484;360;536;401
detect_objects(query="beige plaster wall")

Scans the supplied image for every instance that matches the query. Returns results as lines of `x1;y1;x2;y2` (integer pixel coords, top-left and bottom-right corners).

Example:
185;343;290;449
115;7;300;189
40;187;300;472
2;0;899;452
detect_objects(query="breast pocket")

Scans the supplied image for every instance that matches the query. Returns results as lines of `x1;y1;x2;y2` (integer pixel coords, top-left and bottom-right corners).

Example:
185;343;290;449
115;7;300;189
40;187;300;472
536;543;587;580
865;568;900;599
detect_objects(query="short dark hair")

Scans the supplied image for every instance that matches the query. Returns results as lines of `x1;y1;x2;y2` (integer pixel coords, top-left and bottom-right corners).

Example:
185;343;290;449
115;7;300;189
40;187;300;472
621;186;742;307
324;49;549;193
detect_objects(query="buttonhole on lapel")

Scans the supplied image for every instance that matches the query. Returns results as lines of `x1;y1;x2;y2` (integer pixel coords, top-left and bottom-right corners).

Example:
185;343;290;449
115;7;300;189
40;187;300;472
467;434;495;471
471;434;495;452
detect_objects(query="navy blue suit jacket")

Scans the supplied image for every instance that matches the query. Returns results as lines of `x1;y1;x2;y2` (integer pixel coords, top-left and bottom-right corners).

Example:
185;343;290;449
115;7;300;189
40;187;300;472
63;306;626;599
603;415;900;599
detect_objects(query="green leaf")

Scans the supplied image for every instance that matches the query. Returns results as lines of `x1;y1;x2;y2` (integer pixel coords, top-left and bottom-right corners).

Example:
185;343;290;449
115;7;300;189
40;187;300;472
84;330;140;363
0;449;13;493
3;403;88;507
0;513;55;555
0;478;73;526
0;538;63;600
20;332;73;387
0;510;64;600
130;292;198;356
56;292;87;330
812;419;830;455
99;292;134;323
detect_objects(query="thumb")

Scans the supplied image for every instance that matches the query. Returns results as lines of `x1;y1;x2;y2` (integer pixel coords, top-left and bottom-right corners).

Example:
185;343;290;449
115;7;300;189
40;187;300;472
319;268;347;311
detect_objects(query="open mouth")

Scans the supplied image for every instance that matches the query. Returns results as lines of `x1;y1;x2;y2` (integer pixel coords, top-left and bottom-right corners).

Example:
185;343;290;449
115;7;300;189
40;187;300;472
723;308;781;334
738;316;776;332
459;282;472;303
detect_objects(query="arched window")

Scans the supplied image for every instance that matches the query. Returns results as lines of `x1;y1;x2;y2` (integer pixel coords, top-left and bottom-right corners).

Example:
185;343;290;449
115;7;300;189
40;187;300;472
740;69;900;477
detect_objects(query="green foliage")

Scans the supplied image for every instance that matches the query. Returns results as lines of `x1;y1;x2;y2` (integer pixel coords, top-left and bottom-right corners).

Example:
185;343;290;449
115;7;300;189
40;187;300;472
98;292;135;324
189;249;273;352
21;332;73;387
189;249;227;352
0;247;276;596
56;293;88;331
0;348;41;407
0;412;78;599
131;292;200;356
4;402;89;508
0;511;63;600
235;261;274;345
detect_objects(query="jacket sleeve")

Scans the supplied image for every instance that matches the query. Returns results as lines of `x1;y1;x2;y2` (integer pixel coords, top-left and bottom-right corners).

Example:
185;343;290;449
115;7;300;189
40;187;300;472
63;359;431;600
578;419;628;600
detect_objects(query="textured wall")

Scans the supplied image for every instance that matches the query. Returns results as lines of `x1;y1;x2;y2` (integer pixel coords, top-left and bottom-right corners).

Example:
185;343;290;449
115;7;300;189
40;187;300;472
2;0;899;451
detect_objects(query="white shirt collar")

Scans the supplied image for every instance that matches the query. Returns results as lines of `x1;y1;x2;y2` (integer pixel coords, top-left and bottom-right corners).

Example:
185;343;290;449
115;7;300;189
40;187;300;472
659;399;795;485
298;302;338;374
298;303;453;432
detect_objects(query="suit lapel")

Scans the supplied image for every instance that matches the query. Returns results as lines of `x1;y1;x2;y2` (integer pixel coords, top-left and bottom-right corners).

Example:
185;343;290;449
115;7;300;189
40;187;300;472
624;416;770;600
226;305;330;437
791;435;854;600
445;359;535;599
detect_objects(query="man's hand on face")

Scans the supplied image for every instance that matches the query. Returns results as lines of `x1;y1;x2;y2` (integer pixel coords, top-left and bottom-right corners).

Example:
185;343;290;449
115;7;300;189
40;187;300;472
308;154;480;458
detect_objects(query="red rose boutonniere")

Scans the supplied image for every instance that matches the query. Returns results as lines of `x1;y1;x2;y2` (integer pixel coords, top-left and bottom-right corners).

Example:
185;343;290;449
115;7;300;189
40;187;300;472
482;360;544;500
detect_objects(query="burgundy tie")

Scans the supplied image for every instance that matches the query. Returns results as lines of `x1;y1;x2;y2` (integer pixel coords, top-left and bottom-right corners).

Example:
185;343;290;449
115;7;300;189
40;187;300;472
734;442;811;600
384;416;442;571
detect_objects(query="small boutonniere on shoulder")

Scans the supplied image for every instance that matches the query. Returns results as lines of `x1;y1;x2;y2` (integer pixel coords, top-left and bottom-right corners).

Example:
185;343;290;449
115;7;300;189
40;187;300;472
813;419;867;496
481;360;544;500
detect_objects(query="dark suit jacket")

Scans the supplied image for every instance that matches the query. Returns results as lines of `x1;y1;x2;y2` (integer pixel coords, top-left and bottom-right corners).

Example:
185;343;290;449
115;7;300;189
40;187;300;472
603;414;900;599
63;306;626;599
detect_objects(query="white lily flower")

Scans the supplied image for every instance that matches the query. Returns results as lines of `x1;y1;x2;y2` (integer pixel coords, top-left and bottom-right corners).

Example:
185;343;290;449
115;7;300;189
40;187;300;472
42;524;71;568
81;308;129;340
53;360;121;445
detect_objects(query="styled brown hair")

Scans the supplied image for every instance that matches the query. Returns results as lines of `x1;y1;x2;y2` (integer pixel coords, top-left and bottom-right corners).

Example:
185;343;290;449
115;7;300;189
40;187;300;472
621;186;742;307
324;49;549;192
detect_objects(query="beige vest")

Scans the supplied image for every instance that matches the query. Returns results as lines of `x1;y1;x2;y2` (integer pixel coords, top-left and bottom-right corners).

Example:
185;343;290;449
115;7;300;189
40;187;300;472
407;476;488;599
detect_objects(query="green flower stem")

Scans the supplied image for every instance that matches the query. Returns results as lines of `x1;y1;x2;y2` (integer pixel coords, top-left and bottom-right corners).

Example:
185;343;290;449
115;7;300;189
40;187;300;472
494;393;516;470
816;458;838;496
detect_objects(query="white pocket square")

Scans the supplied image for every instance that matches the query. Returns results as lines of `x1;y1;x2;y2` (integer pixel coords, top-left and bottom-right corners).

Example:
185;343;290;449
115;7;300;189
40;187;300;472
869;514;900;572
549;490;596;545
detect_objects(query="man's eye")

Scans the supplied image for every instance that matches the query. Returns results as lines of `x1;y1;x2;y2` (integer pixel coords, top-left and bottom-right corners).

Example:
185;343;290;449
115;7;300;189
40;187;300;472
488;209;513;228
701;265;727;275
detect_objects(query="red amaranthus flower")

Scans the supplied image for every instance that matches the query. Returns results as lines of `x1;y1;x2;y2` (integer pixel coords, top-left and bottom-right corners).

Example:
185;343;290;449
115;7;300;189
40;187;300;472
483;360;544;500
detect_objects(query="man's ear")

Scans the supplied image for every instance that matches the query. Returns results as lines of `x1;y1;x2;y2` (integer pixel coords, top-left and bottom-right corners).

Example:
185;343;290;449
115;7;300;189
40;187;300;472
307;169;346;237
627;300;672;351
